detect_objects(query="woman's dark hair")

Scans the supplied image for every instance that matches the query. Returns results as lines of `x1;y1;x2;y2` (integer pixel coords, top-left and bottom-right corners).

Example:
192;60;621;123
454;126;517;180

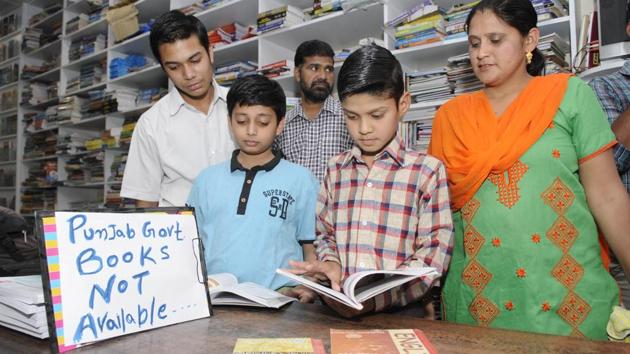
294;40;335;67
227;75;286;122
337;44;404;103
466;0;544;76
150;10;210;65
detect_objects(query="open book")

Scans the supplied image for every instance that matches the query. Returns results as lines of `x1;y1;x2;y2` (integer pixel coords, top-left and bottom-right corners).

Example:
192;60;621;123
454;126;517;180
276;268;438;310
207;273;296;309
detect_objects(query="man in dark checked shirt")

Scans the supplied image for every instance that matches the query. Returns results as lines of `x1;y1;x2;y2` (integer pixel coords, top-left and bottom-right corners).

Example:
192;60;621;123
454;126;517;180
274;40;353;181
589;0;630;309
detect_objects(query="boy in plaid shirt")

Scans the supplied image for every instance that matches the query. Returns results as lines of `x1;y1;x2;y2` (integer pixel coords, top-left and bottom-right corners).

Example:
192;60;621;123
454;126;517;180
288;45;454;317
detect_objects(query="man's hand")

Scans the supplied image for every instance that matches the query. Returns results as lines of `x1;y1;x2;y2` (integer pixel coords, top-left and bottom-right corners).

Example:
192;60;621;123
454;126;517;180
279;285;317;303
287;260;343;291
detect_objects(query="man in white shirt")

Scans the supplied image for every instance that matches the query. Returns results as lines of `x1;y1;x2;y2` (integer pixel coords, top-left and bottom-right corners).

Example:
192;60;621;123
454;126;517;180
121;10;235;207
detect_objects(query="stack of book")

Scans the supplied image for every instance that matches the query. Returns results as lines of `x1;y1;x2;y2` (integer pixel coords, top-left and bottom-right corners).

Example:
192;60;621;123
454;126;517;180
65;13;89;34
68;34;107;62
446;52;483;95
21;28;42;53
0;13;19;37
23;111;57;133
56;132;90;156
259;59;293;79
118;121;136;147
208;22;256;49
23;131;57;160
109;153;127;183
533;0;568;22
0;88;17;111
444;1;479;40
303;0;343;20
137;87;167;106
539;32;570;74
109;54;154;79
178;0;224;15
0;140;16;161
257;5;305;34
57;95;84;124
0;64;19;86
399;107;436;153
110;88;139;112
80;59;106;88
63;151;104;185
19;186;56;214
20;63;53;80
387;1;445;49
21;82;57;106
406;67;452;104
215;61;258;86
0;276;47;339
76;89;118;119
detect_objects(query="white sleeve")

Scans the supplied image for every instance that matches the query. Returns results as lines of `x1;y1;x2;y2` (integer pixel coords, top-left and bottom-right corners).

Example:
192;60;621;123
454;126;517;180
120;116;163;202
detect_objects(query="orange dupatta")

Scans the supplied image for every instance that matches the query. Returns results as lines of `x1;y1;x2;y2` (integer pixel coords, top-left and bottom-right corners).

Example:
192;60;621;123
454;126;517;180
428;73;571;211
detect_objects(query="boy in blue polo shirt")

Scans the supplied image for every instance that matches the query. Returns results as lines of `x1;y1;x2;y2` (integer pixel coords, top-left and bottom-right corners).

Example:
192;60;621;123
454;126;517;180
187;75;319;302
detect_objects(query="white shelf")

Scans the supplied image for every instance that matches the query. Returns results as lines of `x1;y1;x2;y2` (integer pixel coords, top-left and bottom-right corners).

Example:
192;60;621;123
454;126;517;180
394;15;572;71
22;155;57;163
109;31;150;54
117;102;155;117
64;49;107;71
64;17;108;40
108;64;165;88
409;99;449;111
27;66;60;83
214;36;258;66
58;114;106;129
23;38;61;59
0;56;19;68
23;96;59;110
0;186;16;192
0;108;17;116
64;82;106;97
0;160;16;166
0;133;17;140
25;124;59;133
0;81;18;91
579;59;626;82
195;0;258;28
0;29;21;43
28;9;63;29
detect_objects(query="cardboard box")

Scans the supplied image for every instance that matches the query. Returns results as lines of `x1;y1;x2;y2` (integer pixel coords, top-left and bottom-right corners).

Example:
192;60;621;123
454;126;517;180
106;4;139;42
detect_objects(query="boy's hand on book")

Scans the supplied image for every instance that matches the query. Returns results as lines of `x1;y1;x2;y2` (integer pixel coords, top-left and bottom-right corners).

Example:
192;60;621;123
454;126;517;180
279;285;317;303
287;260;342;292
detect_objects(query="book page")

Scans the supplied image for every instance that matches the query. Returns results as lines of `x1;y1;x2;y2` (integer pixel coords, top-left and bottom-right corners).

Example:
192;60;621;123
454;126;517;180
211;282;296;309
344;268;438;304
275;269;360;309
207;273;238;289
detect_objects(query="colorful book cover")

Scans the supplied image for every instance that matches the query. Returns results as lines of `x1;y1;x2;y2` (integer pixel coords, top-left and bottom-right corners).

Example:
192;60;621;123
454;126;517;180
330;329;438;354
233;338;325;354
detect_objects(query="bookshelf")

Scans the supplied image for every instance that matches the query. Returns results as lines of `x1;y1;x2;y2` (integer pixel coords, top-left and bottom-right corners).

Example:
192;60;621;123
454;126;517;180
3;0;581;217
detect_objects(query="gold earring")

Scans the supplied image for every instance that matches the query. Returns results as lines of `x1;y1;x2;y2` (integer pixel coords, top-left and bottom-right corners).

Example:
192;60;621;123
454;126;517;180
525;52;533;65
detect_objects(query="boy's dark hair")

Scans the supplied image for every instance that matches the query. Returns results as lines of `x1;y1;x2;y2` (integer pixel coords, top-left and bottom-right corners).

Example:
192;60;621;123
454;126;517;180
466;0;544;76
227;75;286;121
149;10;209;65
337;44;404;103
294;40;335;67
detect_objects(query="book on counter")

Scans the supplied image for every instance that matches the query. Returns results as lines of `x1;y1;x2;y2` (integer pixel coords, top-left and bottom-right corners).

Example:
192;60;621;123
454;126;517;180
233;337;326;354
275;268;437;310
0;275;48;339
330;329;437;354
208;273;296;308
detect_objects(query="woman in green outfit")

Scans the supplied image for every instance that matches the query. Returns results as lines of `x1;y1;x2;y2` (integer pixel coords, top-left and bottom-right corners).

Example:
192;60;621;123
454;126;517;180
429;0;630;339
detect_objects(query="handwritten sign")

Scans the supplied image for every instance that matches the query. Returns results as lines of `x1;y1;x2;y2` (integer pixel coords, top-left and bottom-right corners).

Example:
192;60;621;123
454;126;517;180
37;210;210;353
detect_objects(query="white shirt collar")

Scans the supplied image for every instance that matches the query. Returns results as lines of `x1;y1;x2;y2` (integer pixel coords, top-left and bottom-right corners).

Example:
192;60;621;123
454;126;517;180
168;79;227;116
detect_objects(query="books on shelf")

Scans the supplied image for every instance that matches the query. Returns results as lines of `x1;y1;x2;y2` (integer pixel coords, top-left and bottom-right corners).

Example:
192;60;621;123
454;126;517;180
303;0;344;20
257;5;305;34
215;60;258;86
275;268;437;310
207;273;296;308
0;275;47;339
443;1;479;40
109;54;155;79
208;22;256;49
386;1;446;49
330;329;437;354
259;59;294;79
532;0;568;22
233;338;326;354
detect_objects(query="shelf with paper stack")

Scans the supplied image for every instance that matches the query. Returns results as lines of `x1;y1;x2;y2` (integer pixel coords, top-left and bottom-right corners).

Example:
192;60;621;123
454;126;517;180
257;1;384;95
388;0;575;72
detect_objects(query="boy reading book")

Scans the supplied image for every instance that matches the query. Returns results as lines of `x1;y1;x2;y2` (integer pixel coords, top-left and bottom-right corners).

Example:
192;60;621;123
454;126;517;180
286;45;454;317
187;75;319;302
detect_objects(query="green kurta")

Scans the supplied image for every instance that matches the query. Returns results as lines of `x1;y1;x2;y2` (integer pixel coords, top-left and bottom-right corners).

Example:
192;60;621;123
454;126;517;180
442;77;619;339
